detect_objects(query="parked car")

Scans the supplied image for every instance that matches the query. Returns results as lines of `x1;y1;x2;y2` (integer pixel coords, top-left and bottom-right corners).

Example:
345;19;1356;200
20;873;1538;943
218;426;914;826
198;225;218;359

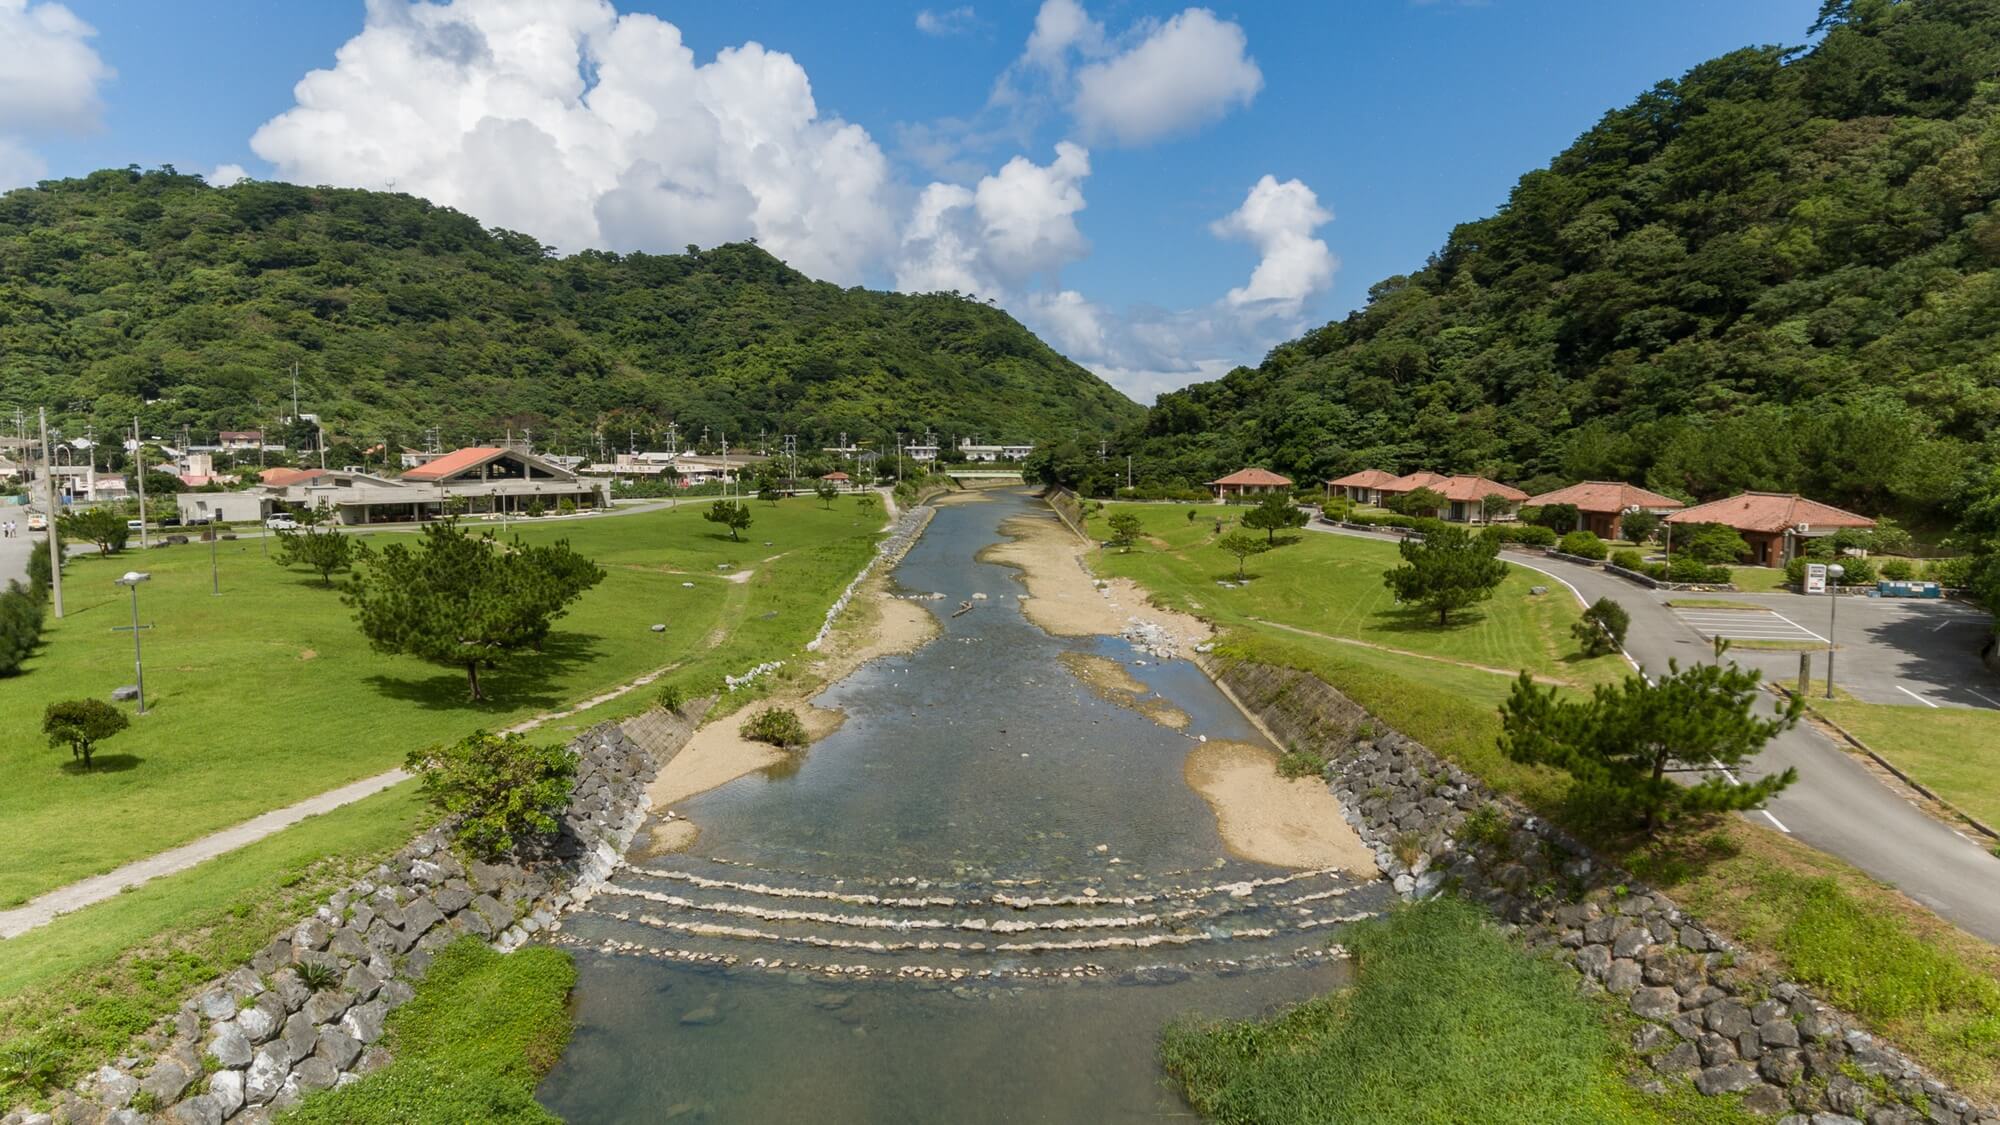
27;513;47;531
126;519;145;531
265;515;299;531
158;515;183;528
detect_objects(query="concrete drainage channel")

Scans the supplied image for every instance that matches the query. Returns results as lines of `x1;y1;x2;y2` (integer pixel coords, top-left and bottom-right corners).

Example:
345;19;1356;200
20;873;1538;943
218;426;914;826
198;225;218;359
1213;659;1999;1125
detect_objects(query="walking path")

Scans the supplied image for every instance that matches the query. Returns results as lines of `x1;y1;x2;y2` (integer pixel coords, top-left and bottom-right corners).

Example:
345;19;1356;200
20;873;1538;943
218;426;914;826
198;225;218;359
1305;519;2000;942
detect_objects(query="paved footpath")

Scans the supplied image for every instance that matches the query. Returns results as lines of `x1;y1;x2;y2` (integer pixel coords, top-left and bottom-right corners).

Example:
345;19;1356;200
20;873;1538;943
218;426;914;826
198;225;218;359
1307;520;2000;943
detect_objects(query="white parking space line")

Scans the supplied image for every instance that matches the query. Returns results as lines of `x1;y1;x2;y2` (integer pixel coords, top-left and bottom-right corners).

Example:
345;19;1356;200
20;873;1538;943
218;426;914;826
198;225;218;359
1763;611;1829;644
1968;688;2000;709
1672;608;1826;644
1895;685;1940;709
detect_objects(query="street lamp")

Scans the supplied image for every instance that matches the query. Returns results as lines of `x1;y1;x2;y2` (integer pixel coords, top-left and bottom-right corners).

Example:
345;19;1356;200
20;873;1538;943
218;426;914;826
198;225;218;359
1823;563;1844;700
113;571;152;714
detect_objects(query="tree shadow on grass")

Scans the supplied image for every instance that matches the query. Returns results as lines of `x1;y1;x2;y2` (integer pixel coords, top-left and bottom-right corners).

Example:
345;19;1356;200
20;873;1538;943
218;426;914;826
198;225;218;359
59;754;144;775
1372;604;1492;635
362;631;606;713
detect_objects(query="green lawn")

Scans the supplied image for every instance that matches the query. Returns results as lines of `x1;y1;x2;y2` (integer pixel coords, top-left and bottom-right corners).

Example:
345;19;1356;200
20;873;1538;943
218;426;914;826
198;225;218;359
287;938;574;1124
1815;701;2000;830
1089;504;1626;687
0;498;880;906
1161;898;1753;1125
1727;566;1791;593
0;783;429;1104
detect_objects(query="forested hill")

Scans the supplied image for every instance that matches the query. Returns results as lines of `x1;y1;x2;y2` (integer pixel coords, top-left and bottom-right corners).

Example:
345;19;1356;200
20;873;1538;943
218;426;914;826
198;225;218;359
0;173;1140;450
1118;0;2000;523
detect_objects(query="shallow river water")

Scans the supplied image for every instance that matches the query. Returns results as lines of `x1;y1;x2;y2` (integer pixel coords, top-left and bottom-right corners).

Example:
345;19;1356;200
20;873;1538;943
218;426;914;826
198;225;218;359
538;490;1389;1123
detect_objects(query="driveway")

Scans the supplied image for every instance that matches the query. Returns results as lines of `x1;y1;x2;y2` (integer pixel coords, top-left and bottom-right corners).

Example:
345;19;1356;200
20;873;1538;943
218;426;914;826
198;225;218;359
1307;520;2000;942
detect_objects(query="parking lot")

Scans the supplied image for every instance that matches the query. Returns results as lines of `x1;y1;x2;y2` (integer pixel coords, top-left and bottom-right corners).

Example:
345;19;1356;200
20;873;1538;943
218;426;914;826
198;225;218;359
1667;592;1998;710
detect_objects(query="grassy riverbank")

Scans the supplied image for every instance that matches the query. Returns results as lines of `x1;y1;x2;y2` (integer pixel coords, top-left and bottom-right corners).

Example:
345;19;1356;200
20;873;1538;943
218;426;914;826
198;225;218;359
1078;504;2000;1102
288;938;575;1124
0;785;429;1105
1162;898;1753;1124
0;498;880;907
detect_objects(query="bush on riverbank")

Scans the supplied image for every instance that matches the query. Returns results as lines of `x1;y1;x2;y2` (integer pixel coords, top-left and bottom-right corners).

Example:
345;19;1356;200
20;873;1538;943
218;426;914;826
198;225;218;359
1161;898;1736;1124
286;938;575;1125
741;706;809;748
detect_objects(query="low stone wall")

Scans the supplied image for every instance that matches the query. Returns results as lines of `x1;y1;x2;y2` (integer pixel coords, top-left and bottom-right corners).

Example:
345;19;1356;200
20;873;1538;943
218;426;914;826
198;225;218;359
1212;659;1998;1125
11;707;702;1125
806;501;935;653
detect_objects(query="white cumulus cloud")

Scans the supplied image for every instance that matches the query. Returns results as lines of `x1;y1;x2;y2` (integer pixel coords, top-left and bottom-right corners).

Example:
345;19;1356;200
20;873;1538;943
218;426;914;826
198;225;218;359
896;141;1091;295
249;0;897;282
1211;174;1335;313
208;163;248;187
1070;7;1261;146
0;0;113;190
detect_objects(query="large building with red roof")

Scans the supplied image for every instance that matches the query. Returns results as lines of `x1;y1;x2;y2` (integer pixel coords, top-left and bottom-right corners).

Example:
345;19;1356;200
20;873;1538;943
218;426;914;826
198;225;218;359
1665;492;1876;567
1208;468;1293;500
1371;471;1528;523
1324;469;1400;506
197;446;606;526
1527;481;1685;541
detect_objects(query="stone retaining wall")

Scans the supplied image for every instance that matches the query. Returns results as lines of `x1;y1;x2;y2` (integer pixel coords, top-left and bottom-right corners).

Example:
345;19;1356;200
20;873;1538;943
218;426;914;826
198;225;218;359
1213;658;1998;1125
9;707;702;1125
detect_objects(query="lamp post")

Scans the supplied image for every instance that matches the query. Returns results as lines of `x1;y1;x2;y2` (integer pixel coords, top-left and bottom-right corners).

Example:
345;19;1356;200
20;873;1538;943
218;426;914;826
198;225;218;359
113;571;152;714
1824;562;1844;700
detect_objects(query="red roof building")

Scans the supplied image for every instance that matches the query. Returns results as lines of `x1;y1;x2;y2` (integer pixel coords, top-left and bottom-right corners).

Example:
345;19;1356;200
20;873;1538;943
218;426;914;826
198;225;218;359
1208;468;1293;500
820;471;850;481
1378;472;1527;523
400;446;509;482
1324;469;1400;505
258;467;325;488
1377;471;1452;497
1527;481;1684;541
1666;492;1876;567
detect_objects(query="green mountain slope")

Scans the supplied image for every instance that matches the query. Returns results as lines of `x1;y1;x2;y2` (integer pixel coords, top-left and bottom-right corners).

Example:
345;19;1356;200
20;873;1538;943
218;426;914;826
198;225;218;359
0;173;1139;451
1116;0;2000;522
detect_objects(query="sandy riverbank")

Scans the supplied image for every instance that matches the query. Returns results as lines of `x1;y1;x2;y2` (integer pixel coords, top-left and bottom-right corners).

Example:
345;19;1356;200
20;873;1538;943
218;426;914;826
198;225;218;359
1057;651;1191;730
977;512;1208;647
645;574;941;811
1184;741;1378;874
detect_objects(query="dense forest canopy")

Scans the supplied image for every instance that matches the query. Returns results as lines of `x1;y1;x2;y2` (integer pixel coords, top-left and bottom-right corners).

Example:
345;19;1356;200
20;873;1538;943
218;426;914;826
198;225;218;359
1111;0;2000;527
0;173;1140;454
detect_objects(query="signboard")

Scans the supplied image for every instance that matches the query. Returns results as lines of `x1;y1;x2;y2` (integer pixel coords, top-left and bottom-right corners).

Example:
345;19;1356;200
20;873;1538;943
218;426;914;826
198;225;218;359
1804;562;1827;595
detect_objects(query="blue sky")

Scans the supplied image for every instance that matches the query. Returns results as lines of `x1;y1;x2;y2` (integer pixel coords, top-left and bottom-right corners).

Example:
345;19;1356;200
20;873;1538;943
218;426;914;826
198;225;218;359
10;0;1821;401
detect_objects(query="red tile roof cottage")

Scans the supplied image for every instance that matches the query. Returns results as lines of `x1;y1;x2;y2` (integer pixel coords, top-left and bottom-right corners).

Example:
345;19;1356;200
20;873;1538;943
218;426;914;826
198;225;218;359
1379;472;1528;523
1208;468;1293;500
1376;471;1452;500
1527;481;1685;541
1665;492;1876;568
1325;469;1400;506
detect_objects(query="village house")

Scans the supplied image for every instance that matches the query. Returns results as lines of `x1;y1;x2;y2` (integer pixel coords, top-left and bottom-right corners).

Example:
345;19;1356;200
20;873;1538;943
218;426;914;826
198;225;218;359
1527;481;1684;540
1665;491;1877;568
1208;468;1294;500
193;447;608;525
1324;469;1400;506
1378;471;1527;523
956;439;1036;462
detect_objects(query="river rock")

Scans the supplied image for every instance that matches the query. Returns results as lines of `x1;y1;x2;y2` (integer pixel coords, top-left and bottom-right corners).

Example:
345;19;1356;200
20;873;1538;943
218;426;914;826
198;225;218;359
90;1066;139;1108
169;1094;223;1125
679;1005;722;1026
341;1000;388;1044
315;1027;362;1071
138;1058;194;1105
293;1057;339;1093
209;1069;245;1119
207;1024;253;1069
238;1000;280;1044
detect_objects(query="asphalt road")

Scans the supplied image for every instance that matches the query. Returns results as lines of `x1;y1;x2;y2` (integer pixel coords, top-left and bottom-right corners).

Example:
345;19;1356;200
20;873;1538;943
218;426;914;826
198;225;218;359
1308;521;2000;942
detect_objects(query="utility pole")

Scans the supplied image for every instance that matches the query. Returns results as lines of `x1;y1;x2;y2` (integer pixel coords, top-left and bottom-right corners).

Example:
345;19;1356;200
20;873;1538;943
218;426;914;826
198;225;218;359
39;408;63;618
134;417;150;551
290;360;300;424
1127;454;1133;490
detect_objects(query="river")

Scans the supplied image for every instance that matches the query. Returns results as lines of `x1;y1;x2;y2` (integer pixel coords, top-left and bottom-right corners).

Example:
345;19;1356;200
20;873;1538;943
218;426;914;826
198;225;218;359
537;490;1390;1123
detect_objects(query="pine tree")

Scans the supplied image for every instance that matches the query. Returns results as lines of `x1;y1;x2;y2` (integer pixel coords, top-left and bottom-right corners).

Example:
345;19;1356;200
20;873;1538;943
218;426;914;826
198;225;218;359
44;698;130;771
345;517;605;701
1217;531;1270;580
1240;494;1308;543
1498;661;1801;832
1381;525;1510;626
704;500;752;541
273;524;355;587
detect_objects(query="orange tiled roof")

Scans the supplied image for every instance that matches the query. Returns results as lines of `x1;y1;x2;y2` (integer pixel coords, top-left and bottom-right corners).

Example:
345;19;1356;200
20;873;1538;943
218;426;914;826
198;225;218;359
258;467;324;488
1326;469;1400;488
401;447;506;482
1378;471;1452;493
1209;468;1294;487
1527;481;1684;514
1435;475;1529;503
1665;492;1875;534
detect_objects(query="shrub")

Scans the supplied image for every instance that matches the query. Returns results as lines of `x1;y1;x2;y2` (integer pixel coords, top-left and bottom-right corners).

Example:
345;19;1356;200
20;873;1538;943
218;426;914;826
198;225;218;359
1785;557;1810;587
1666;554;1729;584
294;960;339;992
655;683;686;713
741;707;808;749
0;580;45;675
1676;522;1750;564
1639;561;1670;581
1500;523;1557;547
1834;557;1876;586
1276;749;1322;779
524;498;546;518
1926;556;1972;586
1531;503;1579;534
1556;531;1607;560
1609;549;1644;572
1619;509;1663;544
405;731;577;860
557;497;577;516
1876;557;1915;582
1572;597;1629;657
26;537;60;595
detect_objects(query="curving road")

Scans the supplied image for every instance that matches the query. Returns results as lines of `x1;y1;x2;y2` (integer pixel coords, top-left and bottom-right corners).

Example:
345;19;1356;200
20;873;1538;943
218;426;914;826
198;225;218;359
1308;520;2000;942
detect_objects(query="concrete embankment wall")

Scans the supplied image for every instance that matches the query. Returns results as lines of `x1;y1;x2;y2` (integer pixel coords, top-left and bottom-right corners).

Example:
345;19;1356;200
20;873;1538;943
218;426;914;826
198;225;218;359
16;706;704;1125
1210;658;1998;1125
